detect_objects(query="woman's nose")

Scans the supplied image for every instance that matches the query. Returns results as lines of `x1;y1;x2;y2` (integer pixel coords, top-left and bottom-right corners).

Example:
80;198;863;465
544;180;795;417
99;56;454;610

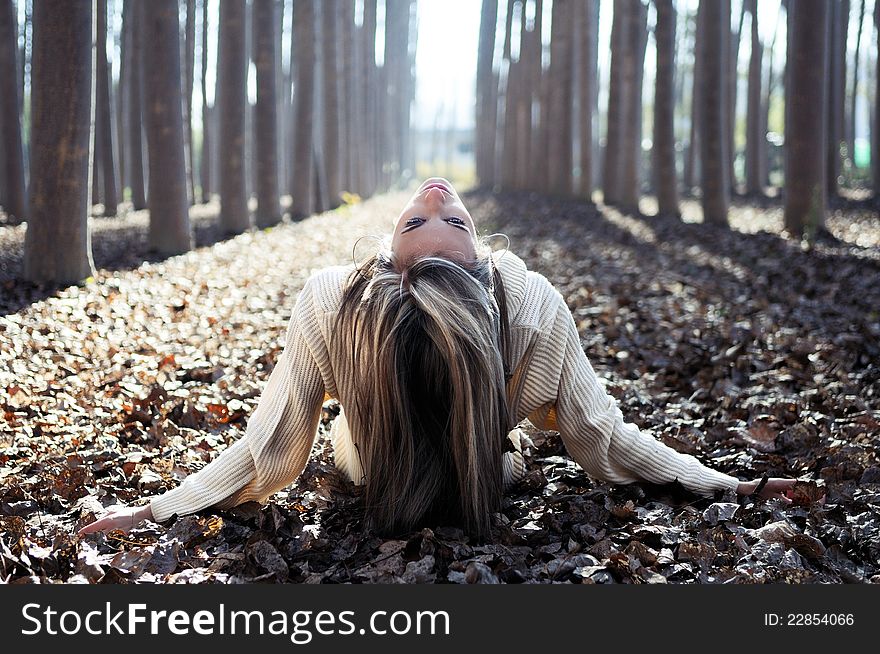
424;186;445;209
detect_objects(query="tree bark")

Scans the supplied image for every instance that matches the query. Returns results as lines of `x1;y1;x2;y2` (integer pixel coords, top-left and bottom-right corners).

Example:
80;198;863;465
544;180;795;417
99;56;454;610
320;0;341;207
253;0;281;227
872;0;879;196
848;0;865;163
547;0;574;197
142;0;193;255
94;0;119;216
745;0;763;196
359;0;378;198
619;0;647;212
339;0;355;194
184;0;196;205
290;0;316;219
653;0;679;216
218;0;250;233
784;0;829;238
602;0;628;205
684;3;704;194
826;0;849;197
200;0;211;203
0;0;27;223
23;0;95;284
699;0;730;226
575;0;597;201
126;0;147;209
476;0;499;187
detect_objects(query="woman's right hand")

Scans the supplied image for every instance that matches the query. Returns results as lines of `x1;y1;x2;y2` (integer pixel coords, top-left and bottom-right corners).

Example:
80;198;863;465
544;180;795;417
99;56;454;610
77;503;154;536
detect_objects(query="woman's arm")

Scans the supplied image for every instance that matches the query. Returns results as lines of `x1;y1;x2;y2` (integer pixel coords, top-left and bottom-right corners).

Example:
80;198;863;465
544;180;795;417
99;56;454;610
549;298;749;497
79;276;327;533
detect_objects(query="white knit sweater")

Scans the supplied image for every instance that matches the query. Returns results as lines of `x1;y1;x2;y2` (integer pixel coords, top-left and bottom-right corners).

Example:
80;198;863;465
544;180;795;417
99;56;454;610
149;250;741;522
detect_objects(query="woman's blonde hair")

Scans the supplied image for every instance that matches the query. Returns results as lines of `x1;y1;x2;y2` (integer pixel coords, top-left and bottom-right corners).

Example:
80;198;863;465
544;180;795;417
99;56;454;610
331;237;511;538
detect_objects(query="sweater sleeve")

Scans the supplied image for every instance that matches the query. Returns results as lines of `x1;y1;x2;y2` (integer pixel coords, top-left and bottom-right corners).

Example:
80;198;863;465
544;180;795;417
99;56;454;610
149;277;327;522
550;299;741;496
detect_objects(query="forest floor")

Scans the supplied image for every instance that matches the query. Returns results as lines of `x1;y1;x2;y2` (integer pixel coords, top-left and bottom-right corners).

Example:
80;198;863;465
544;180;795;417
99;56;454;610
0;188;878;584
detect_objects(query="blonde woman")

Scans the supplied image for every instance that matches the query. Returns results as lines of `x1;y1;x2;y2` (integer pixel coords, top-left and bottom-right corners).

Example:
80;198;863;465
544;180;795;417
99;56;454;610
80;178;795;539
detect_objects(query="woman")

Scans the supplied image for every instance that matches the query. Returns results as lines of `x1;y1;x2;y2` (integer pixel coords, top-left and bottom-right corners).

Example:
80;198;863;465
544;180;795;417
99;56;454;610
79;177;795;538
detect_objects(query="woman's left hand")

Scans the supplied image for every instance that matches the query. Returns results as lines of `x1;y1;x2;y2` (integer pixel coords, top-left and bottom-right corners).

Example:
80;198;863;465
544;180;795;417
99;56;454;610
736;477;797;503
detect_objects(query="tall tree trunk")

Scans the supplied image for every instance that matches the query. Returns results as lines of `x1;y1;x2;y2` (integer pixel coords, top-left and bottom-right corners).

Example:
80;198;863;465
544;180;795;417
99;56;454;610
184;0;196;205
142;0;192;254
684;3;704;194
826;0;849;197
320;0;341;207
619;0;646;212
498;0;517;190
476;0;499;187
117;3;128;197
127;0;146;209
24;0;95;284
848;0;865;164
290;0;316;219
745;0;764;196
575;0;597;201
342;0;359;196
200;0;211;203
253;0;280;227
0;0;27;224
218;0;250;233
547;0;574;197
727;0;745;193
95;0;119;216
514;0;534;190
653;0;679;216
873;0;880;197
784;0;829;239
339;0;354;194
699;0;730;226
763;1;783;188
359;0;378;198
602;0;628;204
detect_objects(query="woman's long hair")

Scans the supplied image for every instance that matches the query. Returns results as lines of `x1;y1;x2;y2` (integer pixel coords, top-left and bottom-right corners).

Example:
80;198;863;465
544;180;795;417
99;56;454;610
331;238;512;538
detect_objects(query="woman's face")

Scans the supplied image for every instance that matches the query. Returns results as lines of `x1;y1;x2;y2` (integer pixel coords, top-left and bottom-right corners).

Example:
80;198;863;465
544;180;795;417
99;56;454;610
391;178;477;267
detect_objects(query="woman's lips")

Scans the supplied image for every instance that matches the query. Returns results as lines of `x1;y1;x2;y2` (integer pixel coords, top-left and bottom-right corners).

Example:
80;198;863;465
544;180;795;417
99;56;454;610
422;182;450;193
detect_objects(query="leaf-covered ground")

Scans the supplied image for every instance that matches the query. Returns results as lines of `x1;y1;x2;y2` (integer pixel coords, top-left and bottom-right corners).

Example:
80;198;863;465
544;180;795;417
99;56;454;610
1;189;878;584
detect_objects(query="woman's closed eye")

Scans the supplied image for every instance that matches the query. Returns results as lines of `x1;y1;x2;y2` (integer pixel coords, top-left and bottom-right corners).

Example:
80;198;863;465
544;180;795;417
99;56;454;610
402;216;469;232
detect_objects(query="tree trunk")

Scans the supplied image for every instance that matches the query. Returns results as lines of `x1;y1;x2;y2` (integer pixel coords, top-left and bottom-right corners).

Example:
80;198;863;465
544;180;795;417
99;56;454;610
514;0;535;190
184;0;196;205
339;0;354;194
575;0;597;201
126;0;147;209
547;0;574;197
476;0;498;187
653;0;679;216
95;0;119;216
619;0;646;212
320;0;341;208
0;0;27;224
872;0;879;196
826;0;849;197
218;0;250;233
290;0;316;219
23;0;95;284
684;3;704;194
498;0;517;190
727;0;744;193
745;0;763;196
142;0;192;254
784;0;829;239
200;0;211;203
602;1;628;204
117;2;128;197
359;0;378;198
699;0;730;226
848;0;865;163
253;0;281;227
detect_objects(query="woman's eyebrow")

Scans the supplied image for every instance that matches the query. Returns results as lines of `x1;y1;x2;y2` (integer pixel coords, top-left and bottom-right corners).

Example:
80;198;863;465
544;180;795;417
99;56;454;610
400;218;469;234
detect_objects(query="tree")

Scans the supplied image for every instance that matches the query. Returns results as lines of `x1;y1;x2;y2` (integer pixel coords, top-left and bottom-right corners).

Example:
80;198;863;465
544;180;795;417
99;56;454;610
683;3;704;194
744;0;764;196
619;0;647;213
200;0;211;203
253;0;281;227
0;0;27;224
94;0;119;216
218;0;249;234
142;0;193;255
575;0;597;201
125;0;147;210
290;0;316;219
547;0;574;197
184;0;196;205
602;0;629;205
653;0;680;216
875;0;880;198
359;0;379;197
476;0;499;187
23;0;95;284
848;0;866;162
320;0;341;208
699;0;730;226
826;0;849;197
784;0;829;239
